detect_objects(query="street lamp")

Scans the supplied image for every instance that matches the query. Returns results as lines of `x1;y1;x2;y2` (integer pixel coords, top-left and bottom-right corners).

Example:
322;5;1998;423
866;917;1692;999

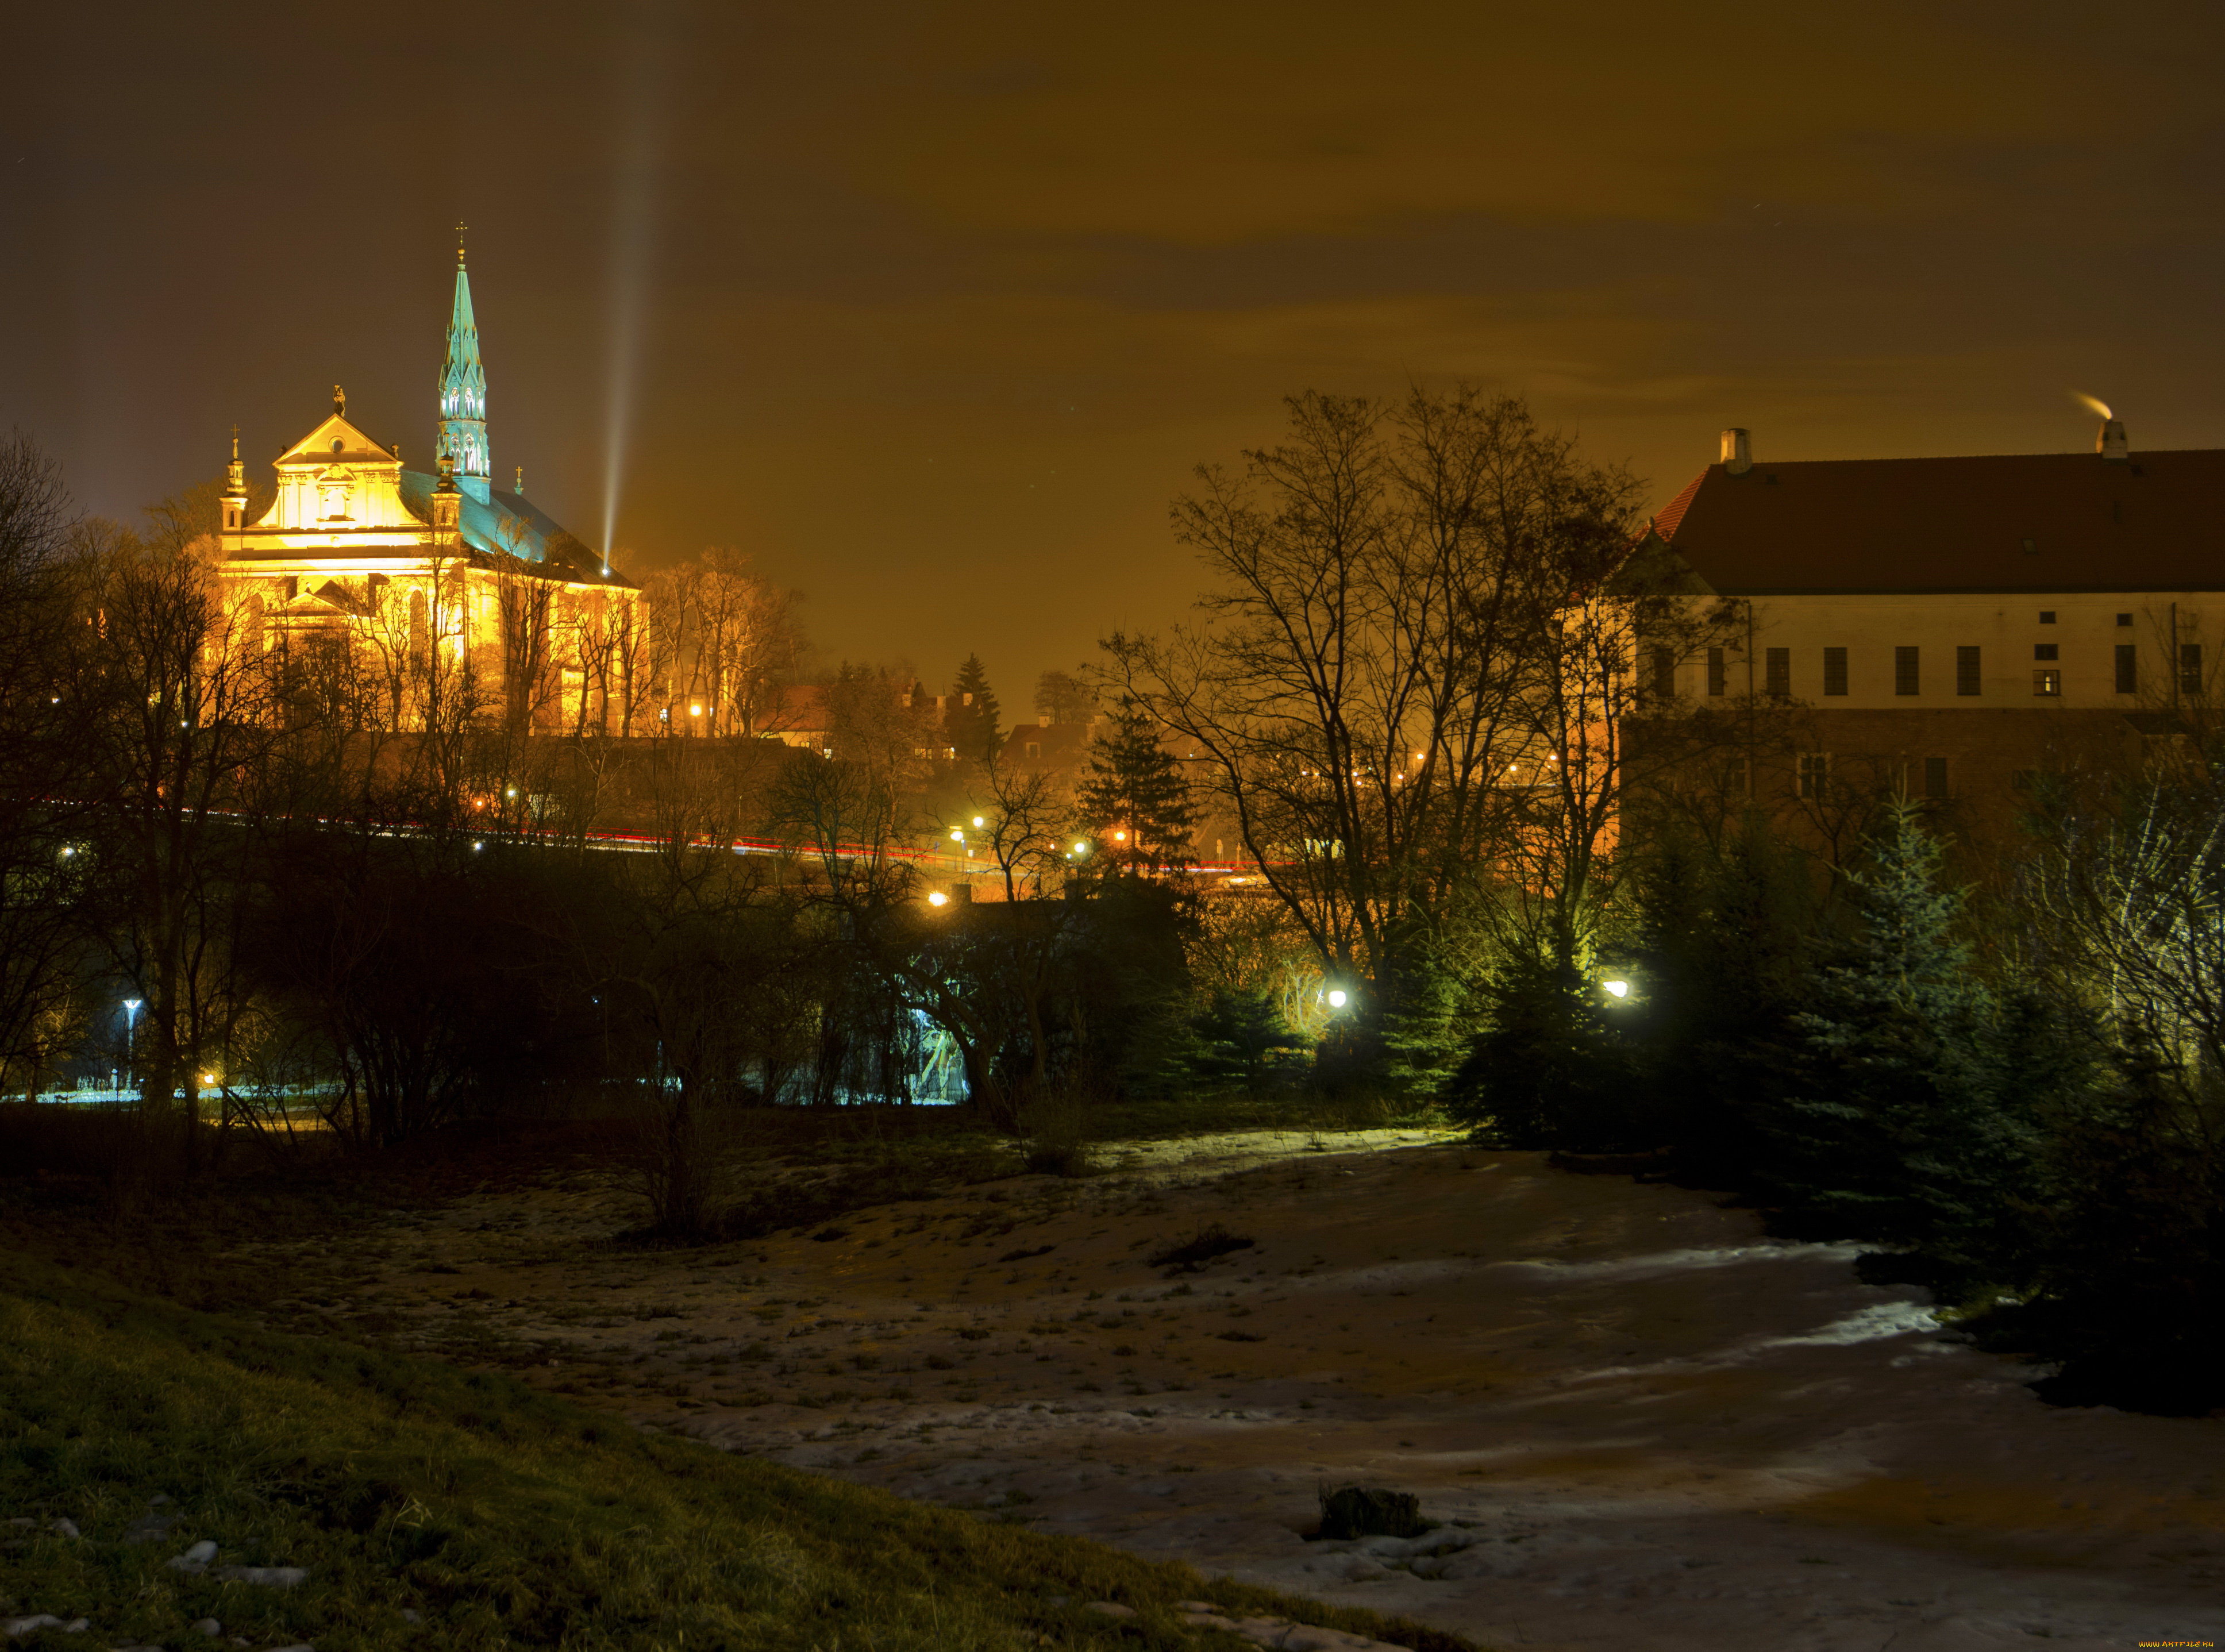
122;998;143;1090
1326;989;1349;1010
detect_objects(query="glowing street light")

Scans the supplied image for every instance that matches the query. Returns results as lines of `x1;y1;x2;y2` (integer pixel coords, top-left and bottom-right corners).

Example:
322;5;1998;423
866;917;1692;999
1603;980;1631;999
949;828;965;842
1072;842;1088;855
972;816;985;827
927;891;950;908
1326;989;1349;1010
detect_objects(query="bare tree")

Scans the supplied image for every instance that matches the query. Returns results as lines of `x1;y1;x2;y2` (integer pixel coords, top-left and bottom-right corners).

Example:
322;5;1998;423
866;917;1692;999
75;503;283;1167
0;432;90;1100
644;548;804;735
1104;387;1644;1026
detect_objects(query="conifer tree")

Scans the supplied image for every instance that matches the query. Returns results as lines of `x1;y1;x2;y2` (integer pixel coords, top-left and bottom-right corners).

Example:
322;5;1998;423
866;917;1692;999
945;654;1002;765
1760;799;2050;1269
1076;700;1200;871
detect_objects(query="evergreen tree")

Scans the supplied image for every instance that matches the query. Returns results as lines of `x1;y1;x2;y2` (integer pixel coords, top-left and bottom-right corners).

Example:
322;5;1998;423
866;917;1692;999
1187;986;1310;1095
1441;957;1642;1147
1076;700;1200;871
945;654;1002;764
1757;800;2053;1268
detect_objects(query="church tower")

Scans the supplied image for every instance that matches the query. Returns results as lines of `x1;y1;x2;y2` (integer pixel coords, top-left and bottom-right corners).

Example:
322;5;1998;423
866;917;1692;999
438;226;491;503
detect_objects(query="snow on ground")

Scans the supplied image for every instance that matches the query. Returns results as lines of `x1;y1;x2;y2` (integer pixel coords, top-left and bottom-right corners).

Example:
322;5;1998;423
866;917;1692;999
283;1130;2225;1652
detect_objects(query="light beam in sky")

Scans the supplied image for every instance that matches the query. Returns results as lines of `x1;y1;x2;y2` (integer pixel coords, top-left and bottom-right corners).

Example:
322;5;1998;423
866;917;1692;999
601;29;663;557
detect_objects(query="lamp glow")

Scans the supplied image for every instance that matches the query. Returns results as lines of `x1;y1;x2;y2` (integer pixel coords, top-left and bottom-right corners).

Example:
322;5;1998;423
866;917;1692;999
927;892;949;907
1327;989;1348;1008
972;816;984;827
1604;980;1630;999
950;829;965;841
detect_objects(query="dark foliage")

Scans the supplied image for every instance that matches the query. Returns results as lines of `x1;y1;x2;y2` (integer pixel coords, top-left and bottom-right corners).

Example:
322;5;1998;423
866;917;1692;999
1440;958;1646;1149
1316;1486;1429;1541
1146;1222;1255;1273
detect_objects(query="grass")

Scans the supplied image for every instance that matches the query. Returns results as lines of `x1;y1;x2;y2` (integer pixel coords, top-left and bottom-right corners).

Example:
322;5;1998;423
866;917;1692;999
0;1250;1484;1651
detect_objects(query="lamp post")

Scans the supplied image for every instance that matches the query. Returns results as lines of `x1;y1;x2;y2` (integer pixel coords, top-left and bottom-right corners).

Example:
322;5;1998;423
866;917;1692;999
122;998;143;1092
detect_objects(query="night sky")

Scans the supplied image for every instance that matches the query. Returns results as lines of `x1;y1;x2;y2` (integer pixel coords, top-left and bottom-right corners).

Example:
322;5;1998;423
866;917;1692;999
5;2;2223;696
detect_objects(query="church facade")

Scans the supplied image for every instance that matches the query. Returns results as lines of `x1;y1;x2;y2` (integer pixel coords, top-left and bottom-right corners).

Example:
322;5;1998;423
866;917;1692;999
212;241;644;735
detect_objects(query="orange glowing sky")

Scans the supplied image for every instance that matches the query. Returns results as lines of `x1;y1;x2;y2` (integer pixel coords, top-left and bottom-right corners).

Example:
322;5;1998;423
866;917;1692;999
6;1;2224;698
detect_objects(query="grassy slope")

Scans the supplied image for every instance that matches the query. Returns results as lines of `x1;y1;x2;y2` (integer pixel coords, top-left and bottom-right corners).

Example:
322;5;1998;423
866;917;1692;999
0;1254;1479;1651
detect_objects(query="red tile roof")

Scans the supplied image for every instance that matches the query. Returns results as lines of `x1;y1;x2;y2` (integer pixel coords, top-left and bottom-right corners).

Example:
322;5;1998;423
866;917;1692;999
1649;447;2225;594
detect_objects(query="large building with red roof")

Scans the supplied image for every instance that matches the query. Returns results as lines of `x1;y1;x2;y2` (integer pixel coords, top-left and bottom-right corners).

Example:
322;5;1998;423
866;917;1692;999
1627;418;2218;804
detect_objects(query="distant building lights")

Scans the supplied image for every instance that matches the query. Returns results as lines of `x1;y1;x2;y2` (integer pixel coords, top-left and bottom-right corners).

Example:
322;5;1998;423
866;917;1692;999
472;841;484;851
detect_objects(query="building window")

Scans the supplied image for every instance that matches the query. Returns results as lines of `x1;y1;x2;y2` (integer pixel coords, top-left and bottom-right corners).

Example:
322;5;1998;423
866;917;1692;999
1706;646;1727;696
1765;647;1791;697
1649;646;1676;700
2181;642;2205;696
1025;742;1041;759
1797;753;1830;798
2116;612;2134;627
1895;645;1920;695
2034;642;2058;661
1822;647;1848;696
2039;610;2057;624
1956;645;1980;695
1725;754;1749;794
2033;668;2062;696
1923;756;1948;798
2116;644;2138;694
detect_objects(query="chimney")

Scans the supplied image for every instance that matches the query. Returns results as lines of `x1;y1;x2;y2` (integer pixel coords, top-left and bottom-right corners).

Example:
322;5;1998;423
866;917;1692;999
2098;418;2130;461
1720;428;1752;475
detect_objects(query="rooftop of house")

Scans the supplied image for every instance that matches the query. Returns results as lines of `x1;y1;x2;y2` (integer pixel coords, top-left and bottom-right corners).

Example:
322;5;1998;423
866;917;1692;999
1637;429;2225;596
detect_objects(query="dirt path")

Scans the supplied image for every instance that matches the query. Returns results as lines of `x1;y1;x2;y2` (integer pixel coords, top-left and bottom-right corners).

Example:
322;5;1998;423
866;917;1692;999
264;1131;2223;1652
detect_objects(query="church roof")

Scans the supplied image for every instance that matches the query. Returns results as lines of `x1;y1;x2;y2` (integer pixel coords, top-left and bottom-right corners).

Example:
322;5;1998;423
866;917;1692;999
276;412;401;469
1643;445;2225;595
394;469;627;583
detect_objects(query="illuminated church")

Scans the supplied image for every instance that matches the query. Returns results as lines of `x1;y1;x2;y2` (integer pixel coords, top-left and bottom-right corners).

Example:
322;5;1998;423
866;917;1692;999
214;237;641;733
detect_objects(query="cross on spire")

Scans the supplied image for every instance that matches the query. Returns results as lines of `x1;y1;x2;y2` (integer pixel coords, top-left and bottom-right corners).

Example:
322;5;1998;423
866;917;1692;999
455;221;468;267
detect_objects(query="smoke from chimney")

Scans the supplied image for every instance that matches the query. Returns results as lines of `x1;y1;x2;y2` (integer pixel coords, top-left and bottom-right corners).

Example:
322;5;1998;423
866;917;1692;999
1720;428;1752;475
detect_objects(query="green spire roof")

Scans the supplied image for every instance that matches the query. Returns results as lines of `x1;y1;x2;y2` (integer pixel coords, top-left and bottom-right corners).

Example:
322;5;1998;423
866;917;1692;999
438;240;490;496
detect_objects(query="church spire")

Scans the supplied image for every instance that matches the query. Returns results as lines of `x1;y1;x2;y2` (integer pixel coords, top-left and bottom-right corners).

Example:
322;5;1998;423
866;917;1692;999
438;223;491;503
